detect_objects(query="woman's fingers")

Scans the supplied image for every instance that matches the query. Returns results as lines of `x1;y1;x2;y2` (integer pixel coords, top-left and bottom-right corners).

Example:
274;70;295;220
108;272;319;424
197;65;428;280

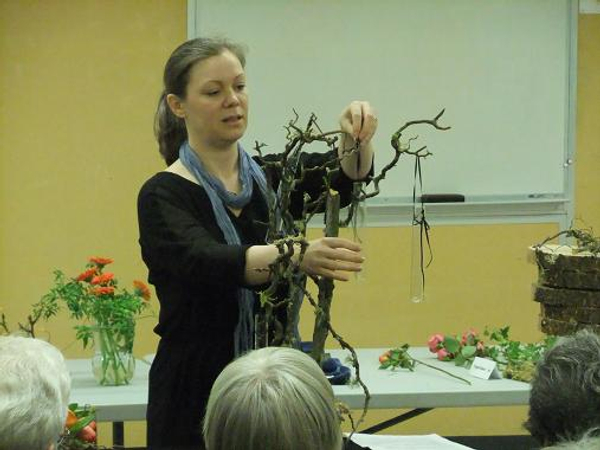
349;101;363;140
359;103;378;144
314;268;351;282
321;237;362;253
319;258;363;273
340;101;378;144
300;237;364;281
330;247;365;264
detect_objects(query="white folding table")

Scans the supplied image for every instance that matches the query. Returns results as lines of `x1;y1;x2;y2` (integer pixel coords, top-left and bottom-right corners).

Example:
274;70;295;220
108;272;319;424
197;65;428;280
67;359;150;446
329;348;530;433
67;347;530;446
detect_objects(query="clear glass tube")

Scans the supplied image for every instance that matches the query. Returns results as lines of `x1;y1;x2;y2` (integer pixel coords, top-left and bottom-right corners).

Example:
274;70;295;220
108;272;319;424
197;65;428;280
352;184;367;282
409;209;425;303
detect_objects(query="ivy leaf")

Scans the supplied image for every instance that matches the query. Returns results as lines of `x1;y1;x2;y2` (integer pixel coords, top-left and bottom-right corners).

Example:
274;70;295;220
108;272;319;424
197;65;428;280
444;336;461;354
68;414;95;435
454;352;467;367
462;345;476;359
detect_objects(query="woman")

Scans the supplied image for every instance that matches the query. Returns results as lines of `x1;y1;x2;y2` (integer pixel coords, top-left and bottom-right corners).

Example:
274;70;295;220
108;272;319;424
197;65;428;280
137;37;376;449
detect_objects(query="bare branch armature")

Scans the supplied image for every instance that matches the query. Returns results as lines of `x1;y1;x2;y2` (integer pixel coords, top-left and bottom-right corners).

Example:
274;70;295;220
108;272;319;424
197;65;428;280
252;109;449;437
362;109;450;200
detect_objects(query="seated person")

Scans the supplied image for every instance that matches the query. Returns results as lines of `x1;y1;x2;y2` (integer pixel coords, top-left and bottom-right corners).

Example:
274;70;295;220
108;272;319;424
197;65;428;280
203;346;342;450
526;329;600;446
0;336;71;450
541;430;600;450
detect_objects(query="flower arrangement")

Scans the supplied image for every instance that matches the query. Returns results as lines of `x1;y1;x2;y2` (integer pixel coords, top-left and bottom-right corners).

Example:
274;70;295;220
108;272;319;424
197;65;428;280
378;326;556;384
427;328;486;366
378;344;471;385
426;326;557;382
42;257;151;385
59;403;97;449
482;326;556;381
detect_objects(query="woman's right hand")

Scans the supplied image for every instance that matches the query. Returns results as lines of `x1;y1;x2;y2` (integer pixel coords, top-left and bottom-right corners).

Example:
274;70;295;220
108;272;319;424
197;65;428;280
299;237;364;281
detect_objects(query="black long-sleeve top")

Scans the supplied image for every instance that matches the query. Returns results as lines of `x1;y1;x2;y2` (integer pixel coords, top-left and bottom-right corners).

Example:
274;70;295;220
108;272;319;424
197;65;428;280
138;150;359;449
137;151;356;345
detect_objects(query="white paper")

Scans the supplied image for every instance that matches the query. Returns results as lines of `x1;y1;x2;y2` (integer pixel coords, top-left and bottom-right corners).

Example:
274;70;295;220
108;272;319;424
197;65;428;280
349;433;475;449
469;357;502;380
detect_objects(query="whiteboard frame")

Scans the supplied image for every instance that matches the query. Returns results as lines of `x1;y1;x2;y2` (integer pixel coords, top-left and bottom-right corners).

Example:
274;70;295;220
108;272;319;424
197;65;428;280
187;0;577;228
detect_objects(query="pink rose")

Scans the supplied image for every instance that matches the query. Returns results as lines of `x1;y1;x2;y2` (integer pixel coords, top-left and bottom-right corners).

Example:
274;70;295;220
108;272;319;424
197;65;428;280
461;328;478;346
428;334;445;353
436;348;451;361
78;425;97;443
476;341;485;353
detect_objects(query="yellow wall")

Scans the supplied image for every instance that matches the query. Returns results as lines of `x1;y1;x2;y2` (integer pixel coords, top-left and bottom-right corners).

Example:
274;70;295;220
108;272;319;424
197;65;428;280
0;2;598;447
0;0;187;445
576;15;600;230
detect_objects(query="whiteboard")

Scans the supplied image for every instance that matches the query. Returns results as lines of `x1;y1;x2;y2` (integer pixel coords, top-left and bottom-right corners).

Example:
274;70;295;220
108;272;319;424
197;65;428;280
189;0;575;202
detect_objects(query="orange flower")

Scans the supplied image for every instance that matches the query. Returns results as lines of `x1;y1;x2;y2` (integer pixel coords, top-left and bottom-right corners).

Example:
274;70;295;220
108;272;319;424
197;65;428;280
76;268;97;282
65;409;78;428
92;286;115;296
90;272;114;285
89;256;113;266
133;280;151;301
378;350;392;364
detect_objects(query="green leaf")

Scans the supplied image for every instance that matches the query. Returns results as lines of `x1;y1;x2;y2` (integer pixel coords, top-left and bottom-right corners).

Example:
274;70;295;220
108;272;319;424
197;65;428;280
68;414;95;435
454;353;467;367
379;361;391;370
462;345;476;359
444;336;461;354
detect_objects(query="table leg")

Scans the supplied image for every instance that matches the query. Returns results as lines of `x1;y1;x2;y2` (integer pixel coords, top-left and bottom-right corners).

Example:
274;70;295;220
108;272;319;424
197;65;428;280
113;422;124;447
359;408;433;434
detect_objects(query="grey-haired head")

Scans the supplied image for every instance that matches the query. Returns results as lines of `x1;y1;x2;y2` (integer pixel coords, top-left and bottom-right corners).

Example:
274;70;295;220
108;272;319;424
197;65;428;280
526;329;600;446
203;346;342;450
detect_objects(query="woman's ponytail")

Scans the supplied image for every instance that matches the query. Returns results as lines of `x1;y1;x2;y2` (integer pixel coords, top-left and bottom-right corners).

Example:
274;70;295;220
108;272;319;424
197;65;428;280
154;92;187;166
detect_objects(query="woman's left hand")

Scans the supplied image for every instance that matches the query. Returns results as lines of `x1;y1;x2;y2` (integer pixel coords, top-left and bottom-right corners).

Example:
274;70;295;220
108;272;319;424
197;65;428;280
339;101;378;146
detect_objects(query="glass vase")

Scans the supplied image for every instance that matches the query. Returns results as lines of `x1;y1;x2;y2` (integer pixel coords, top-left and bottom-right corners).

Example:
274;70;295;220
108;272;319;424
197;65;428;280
409;209;425;303
91;325;135;386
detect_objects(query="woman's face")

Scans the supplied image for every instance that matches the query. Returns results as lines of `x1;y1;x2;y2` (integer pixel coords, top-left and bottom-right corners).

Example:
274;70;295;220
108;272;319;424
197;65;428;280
177;50;248;149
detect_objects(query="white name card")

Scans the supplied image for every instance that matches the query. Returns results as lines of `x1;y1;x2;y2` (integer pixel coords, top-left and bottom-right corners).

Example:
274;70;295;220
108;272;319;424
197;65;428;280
469;357;502;380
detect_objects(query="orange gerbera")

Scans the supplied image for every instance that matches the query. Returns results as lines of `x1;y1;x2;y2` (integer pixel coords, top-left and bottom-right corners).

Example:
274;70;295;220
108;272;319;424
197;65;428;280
89;256;113;266
378;350;392;364
133;280;151;301
90;273;114;285
76;267;97;282
92;286;115;296
65;409;78;428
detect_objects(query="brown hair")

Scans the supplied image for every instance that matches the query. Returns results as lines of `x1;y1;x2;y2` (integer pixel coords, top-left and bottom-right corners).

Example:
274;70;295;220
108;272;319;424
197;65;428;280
154;37;246;165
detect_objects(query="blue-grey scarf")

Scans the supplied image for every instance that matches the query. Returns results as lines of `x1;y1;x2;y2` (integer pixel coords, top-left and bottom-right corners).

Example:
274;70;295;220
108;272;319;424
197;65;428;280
179;141;269;356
